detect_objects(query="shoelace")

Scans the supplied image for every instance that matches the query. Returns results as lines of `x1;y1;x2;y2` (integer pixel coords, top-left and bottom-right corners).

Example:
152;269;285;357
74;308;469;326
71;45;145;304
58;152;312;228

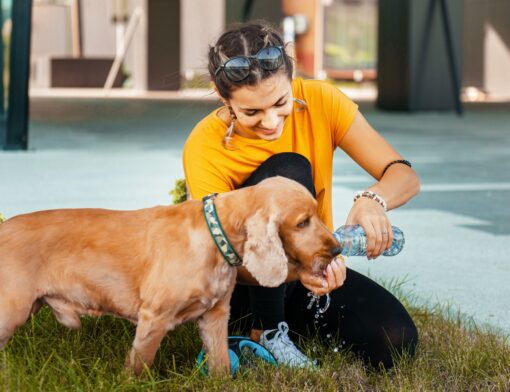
265;322;312;365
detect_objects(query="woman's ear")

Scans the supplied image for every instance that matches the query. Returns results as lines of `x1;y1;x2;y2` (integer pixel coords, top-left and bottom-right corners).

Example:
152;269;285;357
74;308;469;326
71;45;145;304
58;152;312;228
212;83;229;105
243;211;288;287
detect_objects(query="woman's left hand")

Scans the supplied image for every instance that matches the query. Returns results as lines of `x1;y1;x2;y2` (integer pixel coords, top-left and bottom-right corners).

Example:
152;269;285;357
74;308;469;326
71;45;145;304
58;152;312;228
298;256;346;296
345;196;393;259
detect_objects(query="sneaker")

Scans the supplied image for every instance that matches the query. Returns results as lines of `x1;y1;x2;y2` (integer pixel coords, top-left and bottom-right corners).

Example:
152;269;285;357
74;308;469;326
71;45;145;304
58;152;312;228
259;322;316;368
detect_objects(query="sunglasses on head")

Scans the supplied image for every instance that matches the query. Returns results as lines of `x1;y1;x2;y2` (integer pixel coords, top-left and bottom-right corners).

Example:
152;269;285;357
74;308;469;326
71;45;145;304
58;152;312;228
215;46;285;82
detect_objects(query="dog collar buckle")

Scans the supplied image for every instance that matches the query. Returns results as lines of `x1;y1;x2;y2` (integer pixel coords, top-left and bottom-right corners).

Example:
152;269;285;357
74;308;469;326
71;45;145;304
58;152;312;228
202;193;243;267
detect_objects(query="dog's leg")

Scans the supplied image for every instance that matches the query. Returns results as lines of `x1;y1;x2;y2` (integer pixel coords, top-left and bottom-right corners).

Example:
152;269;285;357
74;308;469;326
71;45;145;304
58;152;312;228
0;295;34;350
125;310;169;376
197;296;231;376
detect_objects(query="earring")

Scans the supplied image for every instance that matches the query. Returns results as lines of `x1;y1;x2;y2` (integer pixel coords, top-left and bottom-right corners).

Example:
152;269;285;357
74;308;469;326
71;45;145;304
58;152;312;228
293;97;307;112
223;106;237;150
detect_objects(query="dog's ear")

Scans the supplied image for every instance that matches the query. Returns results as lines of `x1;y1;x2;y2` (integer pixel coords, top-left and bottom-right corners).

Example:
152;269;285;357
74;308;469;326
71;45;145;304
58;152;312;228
243;211;288;287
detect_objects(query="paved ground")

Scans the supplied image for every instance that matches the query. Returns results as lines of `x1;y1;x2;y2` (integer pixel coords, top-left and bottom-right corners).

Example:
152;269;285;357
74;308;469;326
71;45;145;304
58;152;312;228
1;96;509;334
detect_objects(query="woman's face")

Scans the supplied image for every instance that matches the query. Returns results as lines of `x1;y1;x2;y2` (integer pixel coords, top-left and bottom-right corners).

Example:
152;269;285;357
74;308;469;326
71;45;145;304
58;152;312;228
225;72;294;141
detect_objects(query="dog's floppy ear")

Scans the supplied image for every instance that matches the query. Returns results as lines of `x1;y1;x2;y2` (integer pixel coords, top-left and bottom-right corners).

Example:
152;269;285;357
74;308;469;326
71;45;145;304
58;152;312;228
243;211;288;287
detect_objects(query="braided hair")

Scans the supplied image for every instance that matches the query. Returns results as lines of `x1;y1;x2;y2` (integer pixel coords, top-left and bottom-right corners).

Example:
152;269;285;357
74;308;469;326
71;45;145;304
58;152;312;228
208;22;293;100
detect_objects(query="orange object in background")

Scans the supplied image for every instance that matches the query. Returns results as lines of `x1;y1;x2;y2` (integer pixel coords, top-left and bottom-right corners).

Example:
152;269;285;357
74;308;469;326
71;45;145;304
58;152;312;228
283;0;321;78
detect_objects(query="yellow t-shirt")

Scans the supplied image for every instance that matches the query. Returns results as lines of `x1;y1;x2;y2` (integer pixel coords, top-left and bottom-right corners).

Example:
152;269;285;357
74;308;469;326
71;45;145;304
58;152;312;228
182;77;358;230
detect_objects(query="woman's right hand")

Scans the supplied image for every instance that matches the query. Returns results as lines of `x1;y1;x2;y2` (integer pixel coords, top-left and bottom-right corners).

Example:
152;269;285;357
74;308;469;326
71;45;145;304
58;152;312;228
298;257;346;296
344;195;393;259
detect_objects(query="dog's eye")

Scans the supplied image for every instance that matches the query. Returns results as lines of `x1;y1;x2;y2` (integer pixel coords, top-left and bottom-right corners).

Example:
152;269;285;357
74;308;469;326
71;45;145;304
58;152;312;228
297;218;310;228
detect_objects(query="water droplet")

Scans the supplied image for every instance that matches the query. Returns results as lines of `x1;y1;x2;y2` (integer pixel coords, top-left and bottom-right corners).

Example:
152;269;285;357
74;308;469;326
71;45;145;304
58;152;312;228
306;292;317;310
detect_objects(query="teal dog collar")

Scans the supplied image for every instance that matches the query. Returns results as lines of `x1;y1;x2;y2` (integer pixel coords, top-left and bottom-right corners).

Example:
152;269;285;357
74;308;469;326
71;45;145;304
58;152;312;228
203;193;242;267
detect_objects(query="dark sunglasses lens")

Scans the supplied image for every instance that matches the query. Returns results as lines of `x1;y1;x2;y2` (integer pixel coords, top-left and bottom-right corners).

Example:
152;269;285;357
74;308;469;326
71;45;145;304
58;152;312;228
224;57;251;81
256;47;283;70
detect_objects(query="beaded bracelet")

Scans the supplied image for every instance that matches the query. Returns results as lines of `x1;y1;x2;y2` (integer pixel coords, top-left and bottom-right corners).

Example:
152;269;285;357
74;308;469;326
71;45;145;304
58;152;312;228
354;190;388;211
381;159;412;177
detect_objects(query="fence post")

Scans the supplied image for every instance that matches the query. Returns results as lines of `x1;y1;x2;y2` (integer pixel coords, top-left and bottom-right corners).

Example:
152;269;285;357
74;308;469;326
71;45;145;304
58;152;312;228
0;0;5;146
4;0;32;150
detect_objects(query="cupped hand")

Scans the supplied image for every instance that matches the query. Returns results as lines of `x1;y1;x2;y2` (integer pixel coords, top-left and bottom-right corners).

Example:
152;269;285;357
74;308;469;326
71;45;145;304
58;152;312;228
298;257;346;296
345;196;393;259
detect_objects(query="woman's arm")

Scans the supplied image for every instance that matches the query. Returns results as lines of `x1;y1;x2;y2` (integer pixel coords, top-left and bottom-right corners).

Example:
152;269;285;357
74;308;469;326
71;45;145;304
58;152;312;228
338;111;420;258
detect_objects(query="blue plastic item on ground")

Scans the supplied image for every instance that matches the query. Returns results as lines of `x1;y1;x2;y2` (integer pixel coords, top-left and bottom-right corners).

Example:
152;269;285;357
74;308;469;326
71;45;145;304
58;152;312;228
196;336;277;376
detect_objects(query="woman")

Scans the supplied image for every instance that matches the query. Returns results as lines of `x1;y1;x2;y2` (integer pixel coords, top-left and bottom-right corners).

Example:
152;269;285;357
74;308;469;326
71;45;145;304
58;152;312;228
182;22;420;369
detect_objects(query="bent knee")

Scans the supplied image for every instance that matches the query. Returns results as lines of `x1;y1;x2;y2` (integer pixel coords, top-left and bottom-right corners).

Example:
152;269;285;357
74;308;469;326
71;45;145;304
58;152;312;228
370;320;419;368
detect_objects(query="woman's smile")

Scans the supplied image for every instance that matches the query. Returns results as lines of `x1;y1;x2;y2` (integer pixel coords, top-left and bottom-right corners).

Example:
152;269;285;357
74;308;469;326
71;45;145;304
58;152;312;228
226;73;294;141
256;121;283;136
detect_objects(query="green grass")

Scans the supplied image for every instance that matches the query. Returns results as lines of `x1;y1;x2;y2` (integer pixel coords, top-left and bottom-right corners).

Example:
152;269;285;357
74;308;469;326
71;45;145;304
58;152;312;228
1;282;509;391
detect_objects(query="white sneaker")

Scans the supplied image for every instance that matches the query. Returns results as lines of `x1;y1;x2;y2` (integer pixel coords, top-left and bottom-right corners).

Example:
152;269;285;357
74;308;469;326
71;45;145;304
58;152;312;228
259;322;316;368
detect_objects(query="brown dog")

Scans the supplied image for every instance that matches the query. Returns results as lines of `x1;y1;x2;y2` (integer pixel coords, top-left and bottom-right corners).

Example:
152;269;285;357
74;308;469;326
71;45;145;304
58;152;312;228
0;176;340;375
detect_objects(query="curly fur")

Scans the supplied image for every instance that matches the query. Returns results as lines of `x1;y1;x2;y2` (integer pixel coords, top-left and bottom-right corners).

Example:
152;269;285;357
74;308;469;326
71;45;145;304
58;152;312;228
243;211;288;287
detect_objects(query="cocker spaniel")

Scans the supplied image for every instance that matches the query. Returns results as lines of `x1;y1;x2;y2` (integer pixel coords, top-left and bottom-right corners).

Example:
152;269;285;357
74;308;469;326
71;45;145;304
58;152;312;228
0;176;340;375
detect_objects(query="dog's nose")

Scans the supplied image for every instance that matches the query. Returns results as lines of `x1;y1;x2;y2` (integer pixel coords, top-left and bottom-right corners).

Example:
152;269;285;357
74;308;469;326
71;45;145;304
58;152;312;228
330;246;342;257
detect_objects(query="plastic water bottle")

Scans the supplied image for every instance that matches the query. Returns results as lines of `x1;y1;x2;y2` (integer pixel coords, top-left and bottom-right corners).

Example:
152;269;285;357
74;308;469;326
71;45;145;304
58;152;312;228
332;224;405;256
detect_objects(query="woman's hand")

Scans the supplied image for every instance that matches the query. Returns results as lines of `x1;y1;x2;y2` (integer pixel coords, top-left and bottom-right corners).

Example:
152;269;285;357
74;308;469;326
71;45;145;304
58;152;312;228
298;257;346;296
345;196;393;259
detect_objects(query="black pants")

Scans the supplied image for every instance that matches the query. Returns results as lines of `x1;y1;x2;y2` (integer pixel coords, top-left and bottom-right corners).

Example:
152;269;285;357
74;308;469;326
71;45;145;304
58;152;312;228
229;153;418;368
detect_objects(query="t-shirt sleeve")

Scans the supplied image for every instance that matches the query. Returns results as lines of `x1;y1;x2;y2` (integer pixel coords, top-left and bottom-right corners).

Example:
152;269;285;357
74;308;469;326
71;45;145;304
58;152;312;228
320;82;359;146
182;132;233;200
